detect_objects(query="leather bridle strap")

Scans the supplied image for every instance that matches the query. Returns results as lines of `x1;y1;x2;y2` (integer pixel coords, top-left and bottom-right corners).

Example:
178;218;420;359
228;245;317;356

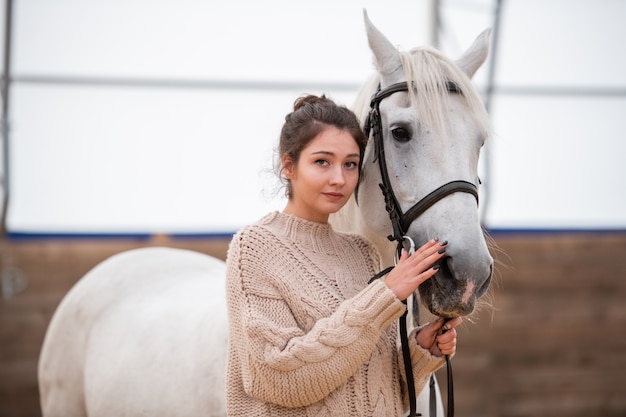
365;81;475;417
365;81;411;246
402;180;478;232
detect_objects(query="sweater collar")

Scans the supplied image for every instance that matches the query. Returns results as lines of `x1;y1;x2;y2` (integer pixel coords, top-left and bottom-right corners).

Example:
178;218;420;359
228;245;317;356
263;211;343;255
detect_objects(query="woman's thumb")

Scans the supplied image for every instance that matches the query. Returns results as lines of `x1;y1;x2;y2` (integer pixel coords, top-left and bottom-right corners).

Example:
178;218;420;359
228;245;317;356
418;318;444;343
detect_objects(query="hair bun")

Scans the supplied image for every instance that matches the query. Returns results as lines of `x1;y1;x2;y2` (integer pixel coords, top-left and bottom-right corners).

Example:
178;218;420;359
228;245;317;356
293;94;328;111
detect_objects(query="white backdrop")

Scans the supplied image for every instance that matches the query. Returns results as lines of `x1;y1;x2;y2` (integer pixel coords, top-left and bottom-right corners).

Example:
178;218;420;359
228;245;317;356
2;0;625;235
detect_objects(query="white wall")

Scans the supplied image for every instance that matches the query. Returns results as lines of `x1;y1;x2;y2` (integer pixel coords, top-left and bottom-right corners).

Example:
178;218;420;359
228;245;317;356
2;0;625;234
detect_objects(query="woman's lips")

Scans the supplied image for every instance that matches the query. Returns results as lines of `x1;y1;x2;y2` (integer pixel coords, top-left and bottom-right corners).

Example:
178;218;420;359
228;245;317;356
323;192;344;201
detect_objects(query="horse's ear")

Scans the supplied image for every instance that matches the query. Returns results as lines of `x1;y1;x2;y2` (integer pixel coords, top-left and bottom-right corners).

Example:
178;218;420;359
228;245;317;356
363;9;402;80
456;28;491;78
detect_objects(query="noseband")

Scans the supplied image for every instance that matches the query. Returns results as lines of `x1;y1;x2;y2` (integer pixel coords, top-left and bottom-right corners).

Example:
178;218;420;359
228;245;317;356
364;81;479;417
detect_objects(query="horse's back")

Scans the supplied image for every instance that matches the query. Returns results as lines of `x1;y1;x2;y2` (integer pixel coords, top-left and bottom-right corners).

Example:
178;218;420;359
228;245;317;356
38;247;228;417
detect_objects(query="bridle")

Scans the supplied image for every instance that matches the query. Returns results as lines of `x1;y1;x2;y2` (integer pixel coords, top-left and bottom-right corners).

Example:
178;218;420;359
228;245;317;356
364;81;479;247
364;81;479;417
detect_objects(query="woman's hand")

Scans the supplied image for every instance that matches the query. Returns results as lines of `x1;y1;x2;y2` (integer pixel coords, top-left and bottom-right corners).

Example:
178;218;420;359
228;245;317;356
416;317;462;357
383;239;447;301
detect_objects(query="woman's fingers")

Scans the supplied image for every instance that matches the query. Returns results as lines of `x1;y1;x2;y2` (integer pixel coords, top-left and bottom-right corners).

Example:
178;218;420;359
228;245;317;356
414;238;443;255
436;328;457;355
442;316;462;331
415;318;444;352
405;239;446;270
436;317;462;355
409;240;447;272
384;239;448;300
415;317;462;356
402;239;447;282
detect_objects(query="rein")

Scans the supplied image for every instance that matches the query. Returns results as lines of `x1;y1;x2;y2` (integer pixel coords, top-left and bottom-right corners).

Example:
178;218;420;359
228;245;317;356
365;81;479;417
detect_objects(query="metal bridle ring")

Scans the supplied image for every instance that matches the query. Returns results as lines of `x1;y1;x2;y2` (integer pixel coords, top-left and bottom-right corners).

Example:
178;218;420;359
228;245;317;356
394;235;416;265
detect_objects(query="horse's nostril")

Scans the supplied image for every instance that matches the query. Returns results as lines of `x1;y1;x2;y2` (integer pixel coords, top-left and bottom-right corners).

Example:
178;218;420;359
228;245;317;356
433;256;454;289
477;264;493;296
436;256;491;297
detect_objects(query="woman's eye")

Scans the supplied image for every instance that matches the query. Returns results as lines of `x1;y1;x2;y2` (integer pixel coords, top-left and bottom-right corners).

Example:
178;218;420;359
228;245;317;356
345;161;358;169
391;127;411;142
315;159;329;166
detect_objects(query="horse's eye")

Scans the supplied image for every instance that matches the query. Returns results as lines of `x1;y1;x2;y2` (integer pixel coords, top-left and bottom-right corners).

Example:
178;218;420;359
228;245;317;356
391;127;411;142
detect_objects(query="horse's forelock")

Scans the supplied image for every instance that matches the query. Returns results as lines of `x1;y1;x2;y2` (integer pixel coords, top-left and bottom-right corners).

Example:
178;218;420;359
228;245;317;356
402;47;490;139
351;46;491;169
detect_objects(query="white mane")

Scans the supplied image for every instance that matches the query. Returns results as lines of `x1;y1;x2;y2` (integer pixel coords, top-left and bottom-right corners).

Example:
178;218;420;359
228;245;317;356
353;46;491;140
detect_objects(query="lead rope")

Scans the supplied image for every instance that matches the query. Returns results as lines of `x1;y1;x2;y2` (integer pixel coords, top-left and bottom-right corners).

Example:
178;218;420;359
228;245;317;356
445;356;454;417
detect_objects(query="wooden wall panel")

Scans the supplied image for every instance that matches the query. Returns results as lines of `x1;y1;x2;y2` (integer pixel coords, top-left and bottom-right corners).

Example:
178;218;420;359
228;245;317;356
1;233;625;417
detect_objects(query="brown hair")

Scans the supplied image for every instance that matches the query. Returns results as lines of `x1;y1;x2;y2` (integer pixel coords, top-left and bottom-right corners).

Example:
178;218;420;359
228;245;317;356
278;94;367;199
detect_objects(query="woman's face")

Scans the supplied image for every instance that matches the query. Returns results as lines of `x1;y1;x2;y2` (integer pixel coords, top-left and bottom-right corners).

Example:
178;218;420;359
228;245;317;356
283;127;361;223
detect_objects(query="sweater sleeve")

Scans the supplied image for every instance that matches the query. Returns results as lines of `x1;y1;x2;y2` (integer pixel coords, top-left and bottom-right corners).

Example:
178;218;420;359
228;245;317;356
226;229;407;409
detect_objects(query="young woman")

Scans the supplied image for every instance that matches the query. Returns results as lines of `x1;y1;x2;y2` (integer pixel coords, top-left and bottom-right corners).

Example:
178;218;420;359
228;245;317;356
225;94;461;416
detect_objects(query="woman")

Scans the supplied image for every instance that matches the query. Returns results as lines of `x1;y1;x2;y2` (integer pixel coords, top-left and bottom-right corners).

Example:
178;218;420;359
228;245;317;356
225;94;461;416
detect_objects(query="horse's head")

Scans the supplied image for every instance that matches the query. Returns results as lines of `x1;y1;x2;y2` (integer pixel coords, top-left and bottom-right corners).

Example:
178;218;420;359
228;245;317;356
355;11;493;318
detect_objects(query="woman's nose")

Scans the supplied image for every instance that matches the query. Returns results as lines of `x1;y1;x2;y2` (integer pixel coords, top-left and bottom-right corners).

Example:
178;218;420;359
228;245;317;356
329;166;345;185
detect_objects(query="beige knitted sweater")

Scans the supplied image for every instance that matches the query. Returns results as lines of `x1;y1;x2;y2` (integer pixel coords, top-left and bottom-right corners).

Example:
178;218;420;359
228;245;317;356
225;211;445;416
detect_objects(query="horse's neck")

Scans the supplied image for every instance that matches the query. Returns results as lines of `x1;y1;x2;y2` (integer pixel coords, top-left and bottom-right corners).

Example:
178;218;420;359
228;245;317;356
330;197;395;266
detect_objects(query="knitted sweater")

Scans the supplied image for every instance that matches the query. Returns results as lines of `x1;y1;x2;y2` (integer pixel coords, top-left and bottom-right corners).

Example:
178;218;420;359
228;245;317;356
225;211;445;417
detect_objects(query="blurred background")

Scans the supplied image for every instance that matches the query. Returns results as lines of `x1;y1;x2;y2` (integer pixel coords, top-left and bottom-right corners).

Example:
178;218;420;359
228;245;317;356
1;0;625;416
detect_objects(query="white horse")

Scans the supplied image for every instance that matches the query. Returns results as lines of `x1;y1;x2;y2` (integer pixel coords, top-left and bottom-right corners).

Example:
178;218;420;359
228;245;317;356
38;12;492;417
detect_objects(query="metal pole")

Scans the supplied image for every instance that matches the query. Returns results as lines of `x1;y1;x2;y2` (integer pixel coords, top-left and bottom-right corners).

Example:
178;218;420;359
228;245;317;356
1;0;12;237
484;0;503;113
428;0;440;48
480;0;503;228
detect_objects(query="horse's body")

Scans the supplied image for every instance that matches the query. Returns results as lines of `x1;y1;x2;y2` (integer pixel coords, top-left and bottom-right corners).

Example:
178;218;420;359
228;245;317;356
39;248;229;416
38;12;492;417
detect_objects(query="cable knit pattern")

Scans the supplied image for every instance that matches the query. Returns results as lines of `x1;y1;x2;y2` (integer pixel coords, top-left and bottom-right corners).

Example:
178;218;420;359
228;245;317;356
225;212;445;416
